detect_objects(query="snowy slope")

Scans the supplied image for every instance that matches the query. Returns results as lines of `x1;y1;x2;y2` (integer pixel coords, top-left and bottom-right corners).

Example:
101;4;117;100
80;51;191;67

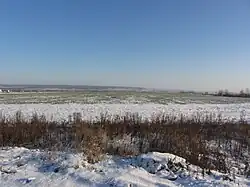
0;147;249;187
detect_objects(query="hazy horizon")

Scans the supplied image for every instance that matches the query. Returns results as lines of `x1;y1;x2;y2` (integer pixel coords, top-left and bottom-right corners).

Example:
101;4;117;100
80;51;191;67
0;82;247;93
1;1;250;92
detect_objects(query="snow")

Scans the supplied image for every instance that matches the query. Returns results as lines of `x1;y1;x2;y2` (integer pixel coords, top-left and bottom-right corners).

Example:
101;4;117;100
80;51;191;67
0;147;249;187
0;103;250;185
0;103;250;122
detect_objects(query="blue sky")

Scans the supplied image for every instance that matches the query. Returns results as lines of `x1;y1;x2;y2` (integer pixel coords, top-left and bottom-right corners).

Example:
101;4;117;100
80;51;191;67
0;0;250;91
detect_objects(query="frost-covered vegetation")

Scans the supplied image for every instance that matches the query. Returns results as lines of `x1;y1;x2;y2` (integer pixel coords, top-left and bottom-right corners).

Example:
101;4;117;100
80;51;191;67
0;101;250;186
1;112;250;175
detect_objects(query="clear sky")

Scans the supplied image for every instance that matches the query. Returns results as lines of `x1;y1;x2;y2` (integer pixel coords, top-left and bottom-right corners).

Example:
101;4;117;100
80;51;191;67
0;0;250;91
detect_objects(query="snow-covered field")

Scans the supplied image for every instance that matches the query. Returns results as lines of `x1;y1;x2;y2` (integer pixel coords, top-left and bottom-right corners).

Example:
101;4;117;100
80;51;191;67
0;96;250;186
1;91;250;104
0;103;250;122
0;147;249;187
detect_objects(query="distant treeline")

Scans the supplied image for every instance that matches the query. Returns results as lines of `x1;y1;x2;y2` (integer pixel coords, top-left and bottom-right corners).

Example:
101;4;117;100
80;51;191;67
208;89;250;98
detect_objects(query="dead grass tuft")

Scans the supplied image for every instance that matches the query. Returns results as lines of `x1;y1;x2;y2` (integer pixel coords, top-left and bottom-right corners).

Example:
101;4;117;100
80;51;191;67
0;111;249;176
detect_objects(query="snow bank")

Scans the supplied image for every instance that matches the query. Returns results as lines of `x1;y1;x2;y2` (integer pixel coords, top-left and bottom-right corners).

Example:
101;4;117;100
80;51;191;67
0;147;249;186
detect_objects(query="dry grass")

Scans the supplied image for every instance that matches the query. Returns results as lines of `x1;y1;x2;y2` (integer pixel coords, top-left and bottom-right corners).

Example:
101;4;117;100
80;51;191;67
0;111;249;176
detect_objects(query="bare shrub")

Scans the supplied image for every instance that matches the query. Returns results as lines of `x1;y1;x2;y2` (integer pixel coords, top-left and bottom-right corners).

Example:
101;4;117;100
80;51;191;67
0;111;249;176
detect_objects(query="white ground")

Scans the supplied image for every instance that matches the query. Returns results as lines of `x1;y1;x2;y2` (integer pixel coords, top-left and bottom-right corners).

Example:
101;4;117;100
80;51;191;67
0;103;250;122
0;103;250;186
0;147;249;187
